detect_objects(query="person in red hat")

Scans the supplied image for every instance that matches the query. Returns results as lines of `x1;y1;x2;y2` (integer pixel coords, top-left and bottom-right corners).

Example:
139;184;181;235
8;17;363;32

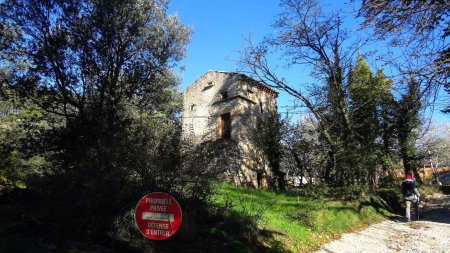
401;172;421;221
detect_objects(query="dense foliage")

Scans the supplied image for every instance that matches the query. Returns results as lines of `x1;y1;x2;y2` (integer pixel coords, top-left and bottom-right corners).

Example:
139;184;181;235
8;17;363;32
253;112;286;189
0;0;217;250
0;90;50;186
0;0;444;251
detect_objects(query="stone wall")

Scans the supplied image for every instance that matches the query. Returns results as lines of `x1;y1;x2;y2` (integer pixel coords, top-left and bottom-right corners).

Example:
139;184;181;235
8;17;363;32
182;70;278;188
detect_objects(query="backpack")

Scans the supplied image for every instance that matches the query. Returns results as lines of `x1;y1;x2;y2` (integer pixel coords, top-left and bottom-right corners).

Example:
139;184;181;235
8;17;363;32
402;180;415;196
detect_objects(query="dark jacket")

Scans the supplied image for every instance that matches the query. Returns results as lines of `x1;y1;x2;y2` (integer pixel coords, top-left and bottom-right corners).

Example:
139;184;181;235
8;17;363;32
401;178;420;202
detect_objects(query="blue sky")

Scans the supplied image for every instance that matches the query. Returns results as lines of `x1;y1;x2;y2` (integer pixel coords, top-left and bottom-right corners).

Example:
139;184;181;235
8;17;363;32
168;0;280;85
168;0;323;117
168;0;450;126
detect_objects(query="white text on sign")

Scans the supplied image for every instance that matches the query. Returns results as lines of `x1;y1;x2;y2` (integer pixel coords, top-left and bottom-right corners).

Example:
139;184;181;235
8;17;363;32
147;222;169;229
146;198;172;205
146;229;169;236
142;212;174;222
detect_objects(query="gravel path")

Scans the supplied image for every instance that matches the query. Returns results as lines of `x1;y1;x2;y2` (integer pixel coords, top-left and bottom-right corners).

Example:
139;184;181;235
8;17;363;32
315;193;450;253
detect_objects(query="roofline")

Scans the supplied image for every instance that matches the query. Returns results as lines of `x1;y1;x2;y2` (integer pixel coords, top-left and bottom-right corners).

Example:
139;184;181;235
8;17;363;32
184;70;279;97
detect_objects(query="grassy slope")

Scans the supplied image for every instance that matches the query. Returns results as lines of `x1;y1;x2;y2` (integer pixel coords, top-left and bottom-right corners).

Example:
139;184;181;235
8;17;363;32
212;183;387;253
0;183;408;253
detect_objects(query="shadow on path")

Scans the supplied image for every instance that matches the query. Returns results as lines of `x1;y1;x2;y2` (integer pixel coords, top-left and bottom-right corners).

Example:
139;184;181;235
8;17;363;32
391;193;450;224
419;193;450;224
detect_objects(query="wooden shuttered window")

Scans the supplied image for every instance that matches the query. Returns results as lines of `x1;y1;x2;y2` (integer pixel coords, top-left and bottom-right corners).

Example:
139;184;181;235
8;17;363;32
218;113;231;140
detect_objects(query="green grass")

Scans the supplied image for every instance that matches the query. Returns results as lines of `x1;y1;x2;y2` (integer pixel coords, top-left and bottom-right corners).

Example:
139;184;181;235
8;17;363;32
211;183;388;253
418;183;442;197
0;183;396;253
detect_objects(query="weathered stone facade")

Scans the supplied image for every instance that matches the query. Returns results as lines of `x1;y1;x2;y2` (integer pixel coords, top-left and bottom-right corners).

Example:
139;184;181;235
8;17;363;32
182;70;278;188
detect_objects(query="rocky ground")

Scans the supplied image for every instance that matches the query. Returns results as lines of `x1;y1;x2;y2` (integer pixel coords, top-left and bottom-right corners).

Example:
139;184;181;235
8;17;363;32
315;192;450;253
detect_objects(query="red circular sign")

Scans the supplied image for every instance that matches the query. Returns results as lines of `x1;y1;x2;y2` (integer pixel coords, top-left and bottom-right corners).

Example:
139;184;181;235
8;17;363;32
135;192;182;240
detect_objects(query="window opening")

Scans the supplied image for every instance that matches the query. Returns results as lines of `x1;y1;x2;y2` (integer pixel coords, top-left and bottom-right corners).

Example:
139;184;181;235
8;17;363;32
220;113;231;139
257;171;263;189
220;90;228;99
202;81;214;91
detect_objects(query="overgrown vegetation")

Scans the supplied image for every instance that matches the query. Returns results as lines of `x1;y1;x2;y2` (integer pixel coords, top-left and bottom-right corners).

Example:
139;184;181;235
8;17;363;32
0;0;448;252
209;183;395;253
240;0;427;186
0;181;401;252
0;0;216;252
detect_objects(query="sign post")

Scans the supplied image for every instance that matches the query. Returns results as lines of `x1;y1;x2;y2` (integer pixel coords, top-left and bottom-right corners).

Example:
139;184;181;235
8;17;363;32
135;192;182;240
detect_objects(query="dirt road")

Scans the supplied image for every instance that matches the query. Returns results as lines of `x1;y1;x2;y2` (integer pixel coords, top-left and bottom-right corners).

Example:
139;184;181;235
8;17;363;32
315;193;450;253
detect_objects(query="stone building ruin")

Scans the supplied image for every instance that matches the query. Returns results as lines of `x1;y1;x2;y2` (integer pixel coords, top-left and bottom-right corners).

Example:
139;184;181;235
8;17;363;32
181;70;278;188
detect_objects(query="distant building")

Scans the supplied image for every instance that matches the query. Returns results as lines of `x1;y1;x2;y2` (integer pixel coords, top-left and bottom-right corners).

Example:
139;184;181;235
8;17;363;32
418;166;450;178
182;70;278;188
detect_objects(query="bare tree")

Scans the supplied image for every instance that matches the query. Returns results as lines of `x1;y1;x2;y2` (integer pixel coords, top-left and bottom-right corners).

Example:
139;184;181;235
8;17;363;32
238;0;366;185
282;116;324;186
357;0;450;112
416;123;450;167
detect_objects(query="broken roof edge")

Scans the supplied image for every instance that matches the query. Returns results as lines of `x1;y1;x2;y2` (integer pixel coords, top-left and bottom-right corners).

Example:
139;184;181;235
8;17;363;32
183;70;279;97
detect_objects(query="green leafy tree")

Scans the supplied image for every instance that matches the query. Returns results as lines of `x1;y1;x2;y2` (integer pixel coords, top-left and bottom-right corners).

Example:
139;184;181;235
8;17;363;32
372;70;397;177
0;0;195;243
254;112;285;189
347;58;397;184
0;88;52;187
347;58;379;183
396;77;422;180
